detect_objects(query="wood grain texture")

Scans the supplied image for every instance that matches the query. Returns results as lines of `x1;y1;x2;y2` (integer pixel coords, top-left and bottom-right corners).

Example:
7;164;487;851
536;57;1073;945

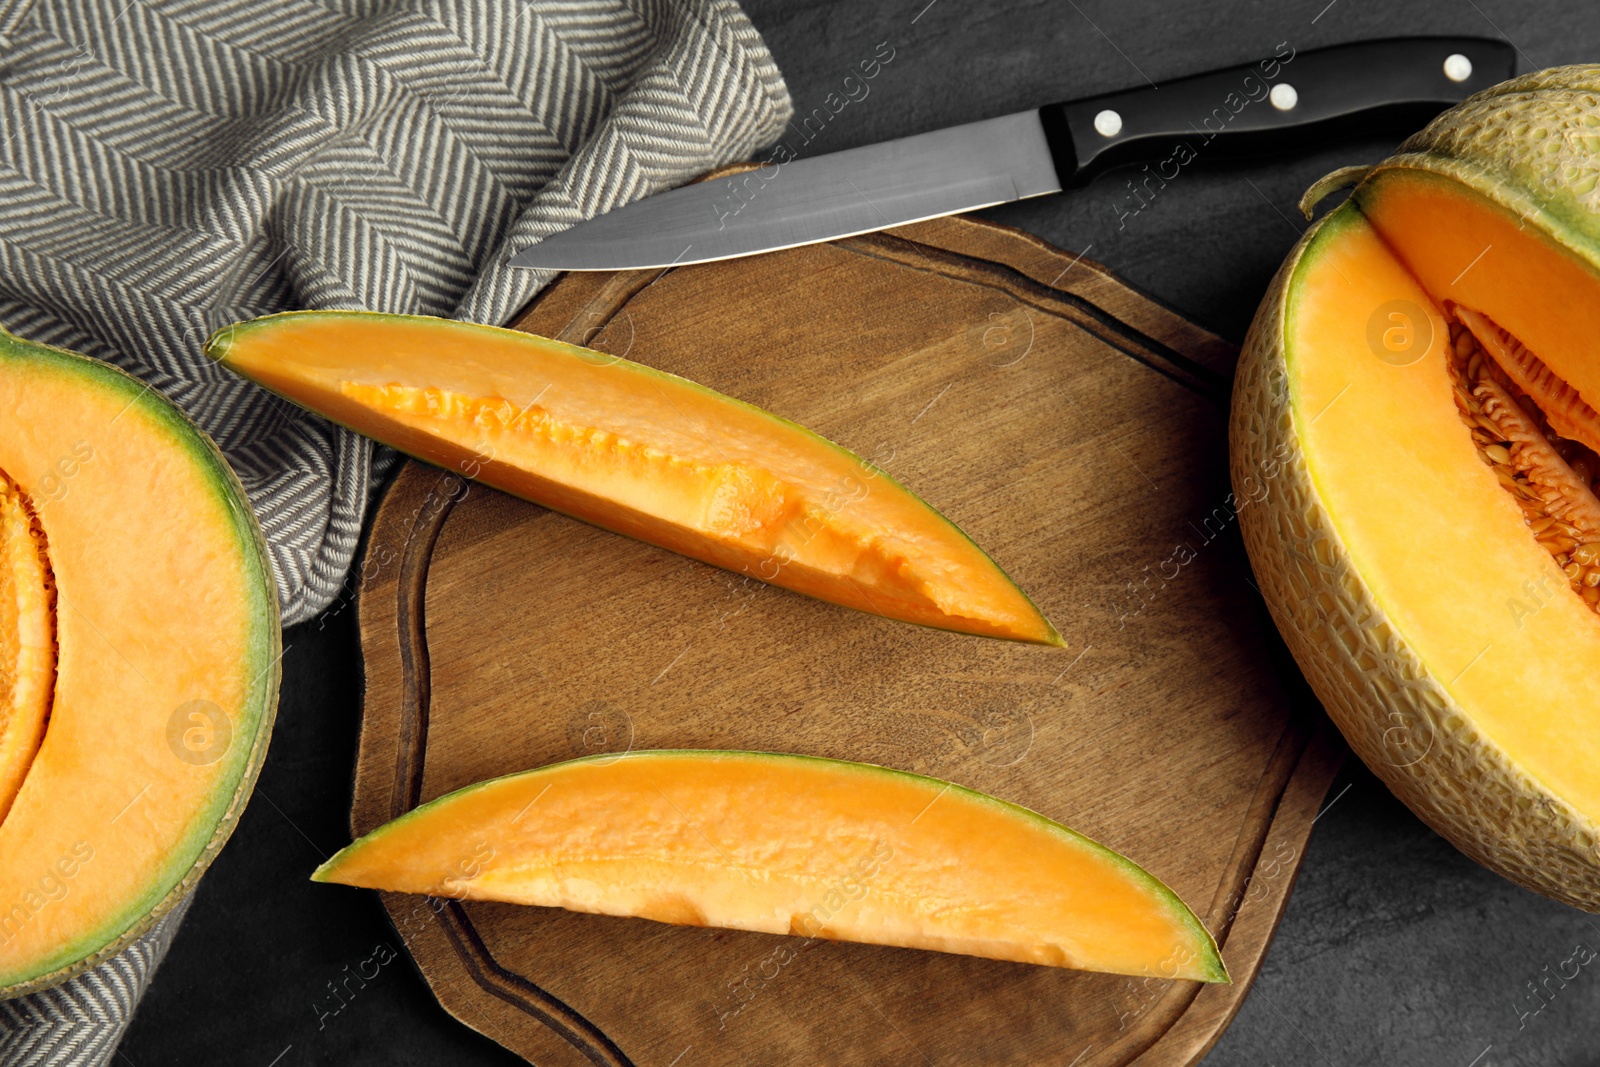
350;214;1342;1066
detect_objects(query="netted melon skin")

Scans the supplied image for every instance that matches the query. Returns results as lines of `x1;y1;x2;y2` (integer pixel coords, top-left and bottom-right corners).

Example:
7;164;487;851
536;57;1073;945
1230;219;1600;911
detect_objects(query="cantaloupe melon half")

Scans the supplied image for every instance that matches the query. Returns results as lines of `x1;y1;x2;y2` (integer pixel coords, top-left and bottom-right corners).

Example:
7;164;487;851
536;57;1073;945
0;332;279;996
313;751;1226;981
206;312;1060;645
1234;67;1600;909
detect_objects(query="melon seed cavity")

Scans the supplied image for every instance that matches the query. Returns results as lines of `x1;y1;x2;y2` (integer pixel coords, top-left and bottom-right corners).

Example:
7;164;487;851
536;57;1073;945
0;471;57;824
1446;308;1600;611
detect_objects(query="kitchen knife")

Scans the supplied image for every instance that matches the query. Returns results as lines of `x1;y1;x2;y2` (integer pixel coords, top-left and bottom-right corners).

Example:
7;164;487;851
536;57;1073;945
508;36;1513;272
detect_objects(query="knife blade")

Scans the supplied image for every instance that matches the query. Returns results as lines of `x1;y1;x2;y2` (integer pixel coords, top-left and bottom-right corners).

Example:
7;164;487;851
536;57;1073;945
509;36;1514;272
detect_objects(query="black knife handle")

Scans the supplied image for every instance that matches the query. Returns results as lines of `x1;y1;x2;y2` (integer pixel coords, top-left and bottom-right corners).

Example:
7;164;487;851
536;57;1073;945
1040;36;1516;187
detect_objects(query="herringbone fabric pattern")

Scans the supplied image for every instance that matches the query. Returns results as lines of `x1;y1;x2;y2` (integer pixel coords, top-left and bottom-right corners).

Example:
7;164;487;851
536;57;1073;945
0;0;789;1060
0;897;193;1064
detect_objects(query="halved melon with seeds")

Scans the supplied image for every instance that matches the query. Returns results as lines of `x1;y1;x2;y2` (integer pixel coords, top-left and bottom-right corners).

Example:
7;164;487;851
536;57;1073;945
1233;66;1600;909
206;312;1060;645
313;750;1226;981
0;331;278;996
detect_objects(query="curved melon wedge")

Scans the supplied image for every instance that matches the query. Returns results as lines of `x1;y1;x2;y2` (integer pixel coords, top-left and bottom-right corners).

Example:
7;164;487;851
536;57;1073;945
312;750;1226;981
207;312;1060;645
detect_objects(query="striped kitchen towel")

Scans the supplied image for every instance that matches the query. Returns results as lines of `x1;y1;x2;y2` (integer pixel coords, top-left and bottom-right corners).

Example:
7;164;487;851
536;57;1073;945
0;0;790;1062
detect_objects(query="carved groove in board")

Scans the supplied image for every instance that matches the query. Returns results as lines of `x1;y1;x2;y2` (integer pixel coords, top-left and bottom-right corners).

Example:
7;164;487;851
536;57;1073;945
439;901;636;1067
1200;720;1311;936
386;471;626;1067
842;232;1232;403
552;268;667;349
390;469;466;816
1030;719;1313;1065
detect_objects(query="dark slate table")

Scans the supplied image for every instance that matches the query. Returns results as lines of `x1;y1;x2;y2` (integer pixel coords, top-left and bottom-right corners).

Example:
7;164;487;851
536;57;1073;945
122;1;1600;1063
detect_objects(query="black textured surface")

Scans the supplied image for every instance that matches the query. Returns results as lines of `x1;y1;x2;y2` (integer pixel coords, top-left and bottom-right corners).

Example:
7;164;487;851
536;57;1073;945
121;2;1600;1064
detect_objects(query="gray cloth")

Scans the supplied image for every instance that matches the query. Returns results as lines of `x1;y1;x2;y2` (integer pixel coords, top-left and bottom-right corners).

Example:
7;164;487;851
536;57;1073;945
0;0;790;1061
0;896;193;1064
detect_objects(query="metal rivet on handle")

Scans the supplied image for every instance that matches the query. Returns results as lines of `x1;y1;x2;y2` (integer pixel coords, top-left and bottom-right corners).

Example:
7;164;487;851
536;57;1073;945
1269;83;1298;111
1093;109;1123;137
1443;53;1473;83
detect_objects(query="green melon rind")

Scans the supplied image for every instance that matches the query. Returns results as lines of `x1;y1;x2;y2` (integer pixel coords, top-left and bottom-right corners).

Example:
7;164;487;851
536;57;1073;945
0;332;281;996
1231;201;1600;910
312;748;1226;982
205;311;1063;647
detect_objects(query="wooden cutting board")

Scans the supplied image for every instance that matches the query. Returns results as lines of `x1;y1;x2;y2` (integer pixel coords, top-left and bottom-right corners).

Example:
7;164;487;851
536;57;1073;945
349;214;1342;1066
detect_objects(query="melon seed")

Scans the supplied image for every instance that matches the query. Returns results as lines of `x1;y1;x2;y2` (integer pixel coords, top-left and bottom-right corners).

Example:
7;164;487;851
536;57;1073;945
1458;307;1600;458
1448;312;1600;614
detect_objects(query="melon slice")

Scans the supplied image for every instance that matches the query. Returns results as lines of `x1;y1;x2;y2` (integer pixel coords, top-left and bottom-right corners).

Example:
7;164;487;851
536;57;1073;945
0;331;278;996
313;750;1225;981
206;312;1060;645
1233;67;1600;908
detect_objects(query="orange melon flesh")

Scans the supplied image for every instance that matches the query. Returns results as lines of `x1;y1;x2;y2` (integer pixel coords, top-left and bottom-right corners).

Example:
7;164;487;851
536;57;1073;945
207;312;1060;645
0;475;53;823
1286;205;1600;822
0;335;277;992
1355;168;1600;415
313;751;1225;981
